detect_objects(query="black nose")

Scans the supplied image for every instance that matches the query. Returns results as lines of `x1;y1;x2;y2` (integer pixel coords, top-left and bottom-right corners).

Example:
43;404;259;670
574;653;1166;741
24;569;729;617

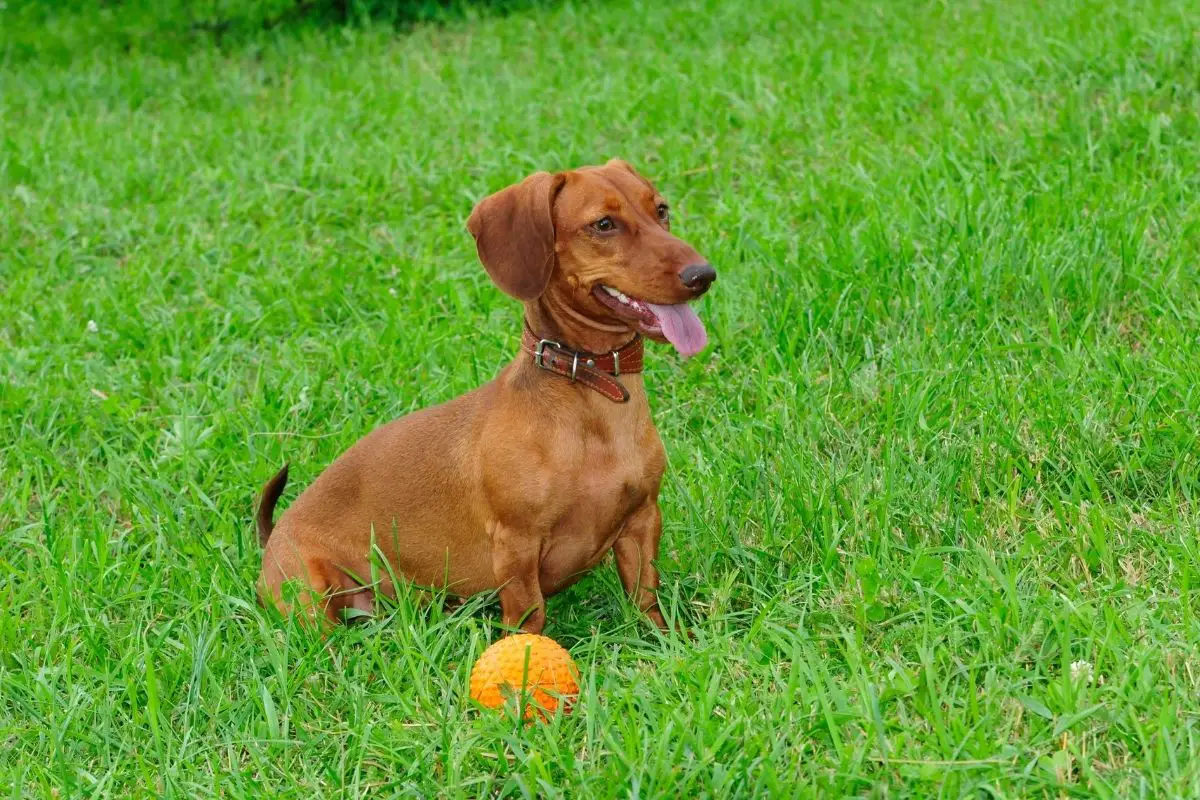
679;263;717;294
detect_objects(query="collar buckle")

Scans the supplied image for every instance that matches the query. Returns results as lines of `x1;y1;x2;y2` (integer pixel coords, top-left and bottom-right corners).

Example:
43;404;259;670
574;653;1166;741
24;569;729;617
536;339;583;382
533;339;561;370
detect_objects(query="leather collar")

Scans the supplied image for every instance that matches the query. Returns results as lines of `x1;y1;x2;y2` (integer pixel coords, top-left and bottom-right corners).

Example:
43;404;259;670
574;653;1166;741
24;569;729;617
519;323;643;403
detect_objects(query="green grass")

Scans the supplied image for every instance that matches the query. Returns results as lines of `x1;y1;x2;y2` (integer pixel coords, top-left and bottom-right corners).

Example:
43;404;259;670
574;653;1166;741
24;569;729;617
3;0;1200;795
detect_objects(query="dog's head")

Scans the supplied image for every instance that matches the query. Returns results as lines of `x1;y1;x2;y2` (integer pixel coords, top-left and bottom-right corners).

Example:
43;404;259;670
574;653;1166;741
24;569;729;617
467;159;714;357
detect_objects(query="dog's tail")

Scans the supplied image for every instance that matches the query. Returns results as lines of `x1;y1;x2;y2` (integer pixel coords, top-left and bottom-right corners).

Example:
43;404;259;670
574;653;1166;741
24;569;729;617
257;464;290;547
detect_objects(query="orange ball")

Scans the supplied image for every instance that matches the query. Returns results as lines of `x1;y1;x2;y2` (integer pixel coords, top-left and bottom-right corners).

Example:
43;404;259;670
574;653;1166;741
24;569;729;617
469;634;579;718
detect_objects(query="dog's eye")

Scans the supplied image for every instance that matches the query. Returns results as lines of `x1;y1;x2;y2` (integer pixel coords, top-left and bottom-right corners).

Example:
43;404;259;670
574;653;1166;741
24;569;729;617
656;204;670;223
593;217;616;233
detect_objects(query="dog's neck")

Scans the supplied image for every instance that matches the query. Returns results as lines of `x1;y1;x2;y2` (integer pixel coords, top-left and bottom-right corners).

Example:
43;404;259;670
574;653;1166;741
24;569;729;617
524;294;638;355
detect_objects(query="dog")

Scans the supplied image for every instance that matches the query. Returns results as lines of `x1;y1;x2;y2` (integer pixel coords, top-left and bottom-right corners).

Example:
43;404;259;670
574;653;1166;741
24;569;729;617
256;159;715;632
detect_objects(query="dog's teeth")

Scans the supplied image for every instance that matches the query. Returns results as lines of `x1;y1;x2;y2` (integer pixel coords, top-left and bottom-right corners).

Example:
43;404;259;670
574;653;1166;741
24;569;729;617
602;285;639;305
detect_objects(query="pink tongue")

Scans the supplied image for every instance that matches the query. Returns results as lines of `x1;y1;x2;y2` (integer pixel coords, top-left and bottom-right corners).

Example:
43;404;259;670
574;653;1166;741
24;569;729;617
645;303;708;358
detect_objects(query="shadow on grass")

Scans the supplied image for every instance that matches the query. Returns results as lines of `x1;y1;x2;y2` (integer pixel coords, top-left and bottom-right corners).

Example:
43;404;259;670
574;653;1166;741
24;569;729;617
4;0;562;63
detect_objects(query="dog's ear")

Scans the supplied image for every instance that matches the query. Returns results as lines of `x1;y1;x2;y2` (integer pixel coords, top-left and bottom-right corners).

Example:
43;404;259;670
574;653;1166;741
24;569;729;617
467;171;567;301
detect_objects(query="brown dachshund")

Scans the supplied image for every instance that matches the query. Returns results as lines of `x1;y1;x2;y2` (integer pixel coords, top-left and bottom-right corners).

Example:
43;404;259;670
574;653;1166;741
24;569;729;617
256;159;715;632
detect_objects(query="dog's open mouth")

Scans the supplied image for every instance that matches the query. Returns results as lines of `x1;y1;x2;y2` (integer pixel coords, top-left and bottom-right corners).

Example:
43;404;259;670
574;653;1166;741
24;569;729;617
592;285;708;358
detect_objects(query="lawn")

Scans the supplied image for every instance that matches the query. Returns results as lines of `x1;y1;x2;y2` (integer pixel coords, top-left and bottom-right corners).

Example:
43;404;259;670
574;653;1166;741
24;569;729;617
3;0;1200;795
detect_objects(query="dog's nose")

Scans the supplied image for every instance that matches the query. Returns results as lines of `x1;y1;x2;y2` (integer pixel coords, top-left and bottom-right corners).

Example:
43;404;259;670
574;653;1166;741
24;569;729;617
679;264;717;294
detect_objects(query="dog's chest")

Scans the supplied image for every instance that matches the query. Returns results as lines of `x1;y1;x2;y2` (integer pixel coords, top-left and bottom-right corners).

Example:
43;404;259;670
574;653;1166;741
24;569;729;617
540;413;663;582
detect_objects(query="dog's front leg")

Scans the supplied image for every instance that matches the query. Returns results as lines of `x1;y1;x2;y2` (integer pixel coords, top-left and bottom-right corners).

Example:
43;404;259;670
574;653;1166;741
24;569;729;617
612;499;669;630
490;523;546;634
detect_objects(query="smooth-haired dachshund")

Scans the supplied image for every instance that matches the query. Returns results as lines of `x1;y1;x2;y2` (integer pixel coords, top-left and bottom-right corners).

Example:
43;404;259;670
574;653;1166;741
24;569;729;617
256;159;715;632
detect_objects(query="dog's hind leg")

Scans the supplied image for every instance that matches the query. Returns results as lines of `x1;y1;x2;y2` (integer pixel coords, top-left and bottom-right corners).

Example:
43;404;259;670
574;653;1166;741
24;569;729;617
258;538;374;627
